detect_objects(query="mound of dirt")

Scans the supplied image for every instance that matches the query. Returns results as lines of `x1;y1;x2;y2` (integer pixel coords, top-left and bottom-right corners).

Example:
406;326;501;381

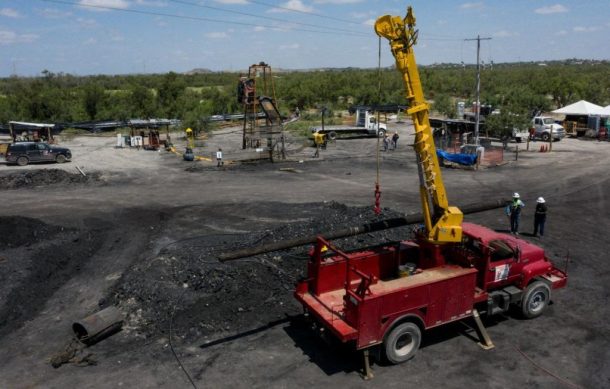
0;216;66;249
0;169;101;190
109;202;410;344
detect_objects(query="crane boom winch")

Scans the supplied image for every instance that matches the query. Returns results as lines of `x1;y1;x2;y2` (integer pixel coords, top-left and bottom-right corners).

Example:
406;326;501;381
375;7;463;243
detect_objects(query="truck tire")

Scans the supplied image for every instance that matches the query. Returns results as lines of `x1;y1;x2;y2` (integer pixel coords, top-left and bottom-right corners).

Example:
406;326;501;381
515;137;522;143
521;281;551;319
377;129;386;139
541;133;550;142
56;154;67;163
383;322;421;364
16;156;28;166
327;131;337;140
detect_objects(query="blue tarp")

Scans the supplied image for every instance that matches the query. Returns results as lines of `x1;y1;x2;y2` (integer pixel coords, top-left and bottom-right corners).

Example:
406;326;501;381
436;150;477;166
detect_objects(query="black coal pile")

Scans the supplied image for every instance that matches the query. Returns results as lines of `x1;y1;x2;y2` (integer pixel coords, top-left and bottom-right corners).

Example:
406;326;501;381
109;202;412;344
0;169;101;190
0;216;66;249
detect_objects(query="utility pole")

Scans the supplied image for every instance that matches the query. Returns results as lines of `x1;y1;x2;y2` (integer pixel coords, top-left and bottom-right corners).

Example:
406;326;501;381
465;35;491;146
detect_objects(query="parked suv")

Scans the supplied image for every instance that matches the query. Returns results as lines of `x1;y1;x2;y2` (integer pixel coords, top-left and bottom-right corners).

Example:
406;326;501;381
5;142;72;166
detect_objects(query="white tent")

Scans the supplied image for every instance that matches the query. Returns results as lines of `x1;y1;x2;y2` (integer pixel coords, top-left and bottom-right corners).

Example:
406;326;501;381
591;105;610;116
552;100;603;115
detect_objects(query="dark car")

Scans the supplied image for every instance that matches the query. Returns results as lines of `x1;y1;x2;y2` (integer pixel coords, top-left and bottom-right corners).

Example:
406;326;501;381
5;142;72;166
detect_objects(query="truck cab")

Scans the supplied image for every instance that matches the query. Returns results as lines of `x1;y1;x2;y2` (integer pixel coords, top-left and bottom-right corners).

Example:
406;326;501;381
449;223;567;317
358;110;387;137
532;117;565;141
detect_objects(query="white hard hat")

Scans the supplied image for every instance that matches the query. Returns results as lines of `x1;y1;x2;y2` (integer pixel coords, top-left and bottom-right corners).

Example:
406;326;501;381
537;197;545;203
513;192;520;198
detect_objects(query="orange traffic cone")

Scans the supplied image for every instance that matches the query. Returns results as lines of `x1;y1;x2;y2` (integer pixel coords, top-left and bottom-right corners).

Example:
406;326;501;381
539;145;544;152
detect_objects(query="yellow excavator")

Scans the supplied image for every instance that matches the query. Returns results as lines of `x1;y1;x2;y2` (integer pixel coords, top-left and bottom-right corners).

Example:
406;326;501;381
375;7;463;245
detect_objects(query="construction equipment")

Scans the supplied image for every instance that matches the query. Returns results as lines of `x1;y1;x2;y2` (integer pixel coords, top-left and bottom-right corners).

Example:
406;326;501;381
238;62;286;161
294;7;567;375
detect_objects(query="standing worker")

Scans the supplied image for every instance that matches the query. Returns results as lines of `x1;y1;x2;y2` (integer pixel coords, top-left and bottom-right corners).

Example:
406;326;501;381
392;132;399;150
216;148;223;167
313;131;325;158
505;193;525;234
533;197;547;238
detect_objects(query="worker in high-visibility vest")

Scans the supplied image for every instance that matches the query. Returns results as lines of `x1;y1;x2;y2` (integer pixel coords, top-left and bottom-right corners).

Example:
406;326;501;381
313;131;326;158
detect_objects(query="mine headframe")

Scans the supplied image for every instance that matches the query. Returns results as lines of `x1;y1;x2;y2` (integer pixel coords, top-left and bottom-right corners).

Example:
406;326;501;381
237;62;285;161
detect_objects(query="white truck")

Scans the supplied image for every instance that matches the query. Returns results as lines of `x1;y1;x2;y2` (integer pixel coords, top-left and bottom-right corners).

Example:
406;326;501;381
310;108;387;139
531;116;565;141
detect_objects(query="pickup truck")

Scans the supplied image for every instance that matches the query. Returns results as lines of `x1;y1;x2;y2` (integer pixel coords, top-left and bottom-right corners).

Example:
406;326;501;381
310;109;387;139
531;117;565;141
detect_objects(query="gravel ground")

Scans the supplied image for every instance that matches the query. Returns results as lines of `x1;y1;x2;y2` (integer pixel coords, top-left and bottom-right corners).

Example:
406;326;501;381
0;122;608;389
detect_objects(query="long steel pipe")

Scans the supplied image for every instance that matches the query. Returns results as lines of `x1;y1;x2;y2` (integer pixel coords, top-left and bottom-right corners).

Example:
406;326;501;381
218;199;508;262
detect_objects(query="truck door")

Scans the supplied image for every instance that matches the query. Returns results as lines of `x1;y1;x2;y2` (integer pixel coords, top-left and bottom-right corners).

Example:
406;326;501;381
27;143;41;161
484;239;518;290
37;143;53;161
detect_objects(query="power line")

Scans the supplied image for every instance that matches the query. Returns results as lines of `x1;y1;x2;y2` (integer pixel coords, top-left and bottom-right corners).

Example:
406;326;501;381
167;0;367;36
248;0;363;25
40;0;368;37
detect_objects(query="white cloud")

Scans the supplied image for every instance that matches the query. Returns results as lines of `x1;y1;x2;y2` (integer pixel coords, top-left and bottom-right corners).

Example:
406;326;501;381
460;2;484;10
84;37;97;45
269;0;314;13
313;0;363;4
556;30;567;36
77;17;98;27
573;26;601;33
279;43;300;50
534;4;568;15
363;19;375;27
253;26;266;32
0;8;20;18
78;0;130;12
214;0;249;4
350;11;371;19
0;30;39;45
134;0;167;6
38;8;73;19
493;30;518;38
205;31;229;38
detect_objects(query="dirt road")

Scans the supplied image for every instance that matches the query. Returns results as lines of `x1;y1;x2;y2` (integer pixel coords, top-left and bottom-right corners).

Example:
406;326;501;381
0;125;608;389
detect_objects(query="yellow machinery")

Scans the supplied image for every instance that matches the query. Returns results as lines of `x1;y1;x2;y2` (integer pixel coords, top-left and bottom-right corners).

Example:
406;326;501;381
185;127;195;149
375;7;463;243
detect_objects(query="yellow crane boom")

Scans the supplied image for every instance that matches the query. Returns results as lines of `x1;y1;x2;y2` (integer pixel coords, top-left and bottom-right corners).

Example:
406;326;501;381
375;7;463;243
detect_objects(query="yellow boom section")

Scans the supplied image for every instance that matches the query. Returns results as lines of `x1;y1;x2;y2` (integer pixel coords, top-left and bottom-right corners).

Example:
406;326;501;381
375;7;462;243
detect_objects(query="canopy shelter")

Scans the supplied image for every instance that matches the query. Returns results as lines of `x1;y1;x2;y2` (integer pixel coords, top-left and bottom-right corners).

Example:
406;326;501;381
552;100;603;115
8;121;57;143
591;105;610;116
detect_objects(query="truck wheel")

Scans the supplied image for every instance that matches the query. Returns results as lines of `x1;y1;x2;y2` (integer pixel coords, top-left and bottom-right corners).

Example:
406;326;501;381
327;131;337;140
378;129;386;139
56;154;67;163
16;156;28;166
521;281;551;319
541;133;550;142
515;137;522;143
383;322;421;364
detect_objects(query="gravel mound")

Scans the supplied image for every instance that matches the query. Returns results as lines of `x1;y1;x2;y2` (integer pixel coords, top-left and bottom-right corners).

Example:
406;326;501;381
0;169;101;190
109;202;411;343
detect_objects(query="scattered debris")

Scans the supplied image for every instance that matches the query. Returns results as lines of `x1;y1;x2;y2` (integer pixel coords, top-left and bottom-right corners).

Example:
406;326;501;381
49;338;97;369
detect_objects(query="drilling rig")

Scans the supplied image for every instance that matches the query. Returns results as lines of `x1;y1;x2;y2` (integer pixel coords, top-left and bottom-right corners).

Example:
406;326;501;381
294;6;567;377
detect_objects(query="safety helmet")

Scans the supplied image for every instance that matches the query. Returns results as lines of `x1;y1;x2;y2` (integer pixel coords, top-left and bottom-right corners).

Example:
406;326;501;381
513;192;520;199
537;197;545;203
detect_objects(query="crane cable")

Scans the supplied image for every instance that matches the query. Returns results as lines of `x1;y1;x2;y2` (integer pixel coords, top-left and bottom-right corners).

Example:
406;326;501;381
374;35;382;215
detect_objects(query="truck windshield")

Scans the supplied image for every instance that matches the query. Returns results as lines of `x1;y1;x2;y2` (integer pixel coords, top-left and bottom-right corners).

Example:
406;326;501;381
489;240;514;261
543;118;554;125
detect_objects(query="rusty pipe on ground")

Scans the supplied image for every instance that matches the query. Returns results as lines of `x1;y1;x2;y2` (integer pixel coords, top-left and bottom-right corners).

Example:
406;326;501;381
73;306;123;346
218;199;508;262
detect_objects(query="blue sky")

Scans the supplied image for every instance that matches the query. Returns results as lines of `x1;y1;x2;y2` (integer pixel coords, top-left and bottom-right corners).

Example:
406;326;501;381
0;0;608;76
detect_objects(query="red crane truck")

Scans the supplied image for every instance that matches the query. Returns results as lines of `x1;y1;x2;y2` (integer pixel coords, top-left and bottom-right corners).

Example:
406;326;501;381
294;7;567;376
